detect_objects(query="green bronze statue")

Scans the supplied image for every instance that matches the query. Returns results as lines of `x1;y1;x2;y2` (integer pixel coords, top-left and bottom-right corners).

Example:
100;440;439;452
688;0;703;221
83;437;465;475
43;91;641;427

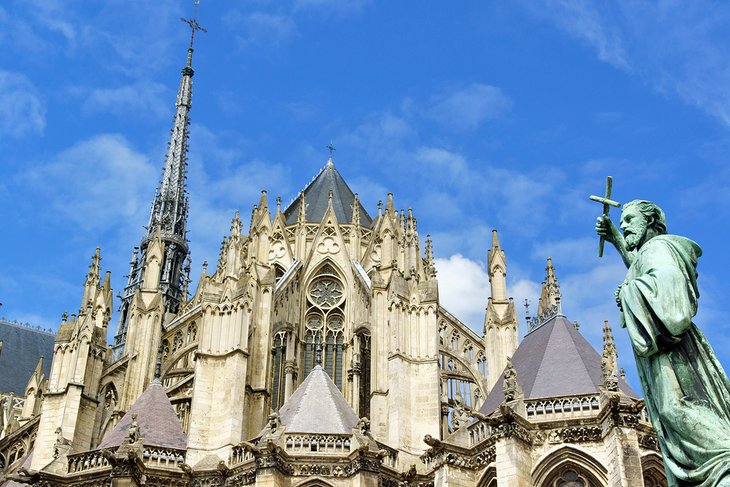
597;200;730;486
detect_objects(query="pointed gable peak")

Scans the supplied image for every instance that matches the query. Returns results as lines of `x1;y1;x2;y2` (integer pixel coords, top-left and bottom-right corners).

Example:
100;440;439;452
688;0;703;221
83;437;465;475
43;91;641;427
283;160;372;226
98;380;186;450
277;365;359;434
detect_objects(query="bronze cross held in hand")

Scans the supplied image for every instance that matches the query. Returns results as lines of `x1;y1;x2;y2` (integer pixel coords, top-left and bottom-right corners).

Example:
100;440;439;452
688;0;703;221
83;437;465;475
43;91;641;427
589;176;621;257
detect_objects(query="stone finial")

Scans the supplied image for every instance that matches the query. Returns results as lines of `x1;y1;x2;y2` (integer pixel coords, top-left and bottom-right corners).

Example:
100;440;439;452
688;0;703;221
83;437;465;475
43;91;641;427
602;320;619;391
217;237;228;272
503;356;522;401
352;193;361;227
424;235;436;278
297;192;306;225
537;256;561;317
230;210;242;236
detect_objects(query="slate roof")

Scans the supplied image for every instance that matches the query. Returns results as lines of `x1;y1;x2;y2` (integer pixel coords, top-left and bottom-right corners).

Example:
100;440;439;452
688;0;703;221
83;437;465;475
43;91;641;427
283;160;373;227
277;365;360;434
0;320;54;395
480;315;639;415
98;379;186;450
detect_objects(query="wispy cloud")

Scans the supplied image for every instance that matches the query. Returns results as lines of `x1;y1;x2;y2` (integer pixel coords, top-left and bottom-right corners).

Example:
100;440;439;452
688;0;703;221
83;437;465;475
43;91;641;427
427;83;512;130
81;81;169;119
523;0;730;127
18;134;156;231
0;70;46;139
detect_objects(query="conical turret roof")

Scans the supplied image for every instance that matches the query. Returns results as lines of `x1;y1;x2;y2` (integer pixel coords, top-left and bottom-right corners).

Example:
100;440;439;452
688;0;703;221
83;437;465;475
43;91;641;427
283;160;372;227
98;380;186;450
276;365;360;434
480;315;639;415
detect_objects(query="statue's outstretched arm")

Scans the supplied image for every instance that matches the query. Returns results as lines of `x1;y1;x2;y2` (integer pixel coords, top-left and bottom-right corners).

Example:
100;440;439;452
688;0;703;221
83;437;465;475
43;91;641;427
596;216;634;267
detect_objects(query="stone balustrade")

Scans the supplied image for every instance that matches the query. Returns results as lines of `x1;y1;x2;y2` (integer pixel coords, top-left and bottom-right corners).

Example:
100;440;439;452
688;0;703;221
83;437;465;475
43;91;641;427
525;395;600;419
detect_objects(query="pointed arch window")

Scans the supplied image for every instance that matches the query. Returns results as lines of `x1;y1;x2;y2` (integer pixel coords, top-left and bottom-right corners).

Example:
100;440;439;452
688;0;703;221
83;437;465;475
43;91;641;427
477;353;487;377
303;264;346;389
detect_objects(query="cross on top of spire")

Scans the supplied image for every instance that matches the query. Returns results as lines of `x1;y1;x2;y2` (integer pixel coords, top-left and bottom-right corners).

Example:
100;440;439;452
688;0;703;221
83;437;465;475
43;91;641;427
181;0;207;59
327;142;336;160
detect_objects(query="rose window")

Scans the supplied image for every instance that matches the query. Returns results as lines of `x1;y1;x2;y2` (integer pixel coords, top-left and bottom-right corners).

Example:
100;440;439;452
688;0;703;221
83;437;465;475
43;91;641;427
309;278;343;308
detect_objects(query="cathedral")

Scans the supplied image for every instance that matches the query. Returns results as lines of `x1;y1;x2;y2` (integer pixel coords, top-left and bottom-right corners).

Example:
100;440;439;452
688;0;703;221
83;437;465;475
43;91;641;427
0;20;668;487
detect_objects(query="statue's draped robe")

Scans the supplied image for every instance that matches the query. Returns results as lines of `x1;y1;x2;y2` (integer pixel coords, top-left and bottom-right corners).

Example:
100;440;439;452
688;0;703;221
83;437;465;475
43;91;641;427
621;235;730;486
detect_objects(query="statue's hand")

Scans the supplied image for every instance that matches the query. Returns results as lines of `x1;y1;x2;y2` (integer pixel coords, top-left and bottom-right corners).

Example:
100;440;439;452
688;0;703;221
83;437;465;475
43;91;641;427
596;216;620;245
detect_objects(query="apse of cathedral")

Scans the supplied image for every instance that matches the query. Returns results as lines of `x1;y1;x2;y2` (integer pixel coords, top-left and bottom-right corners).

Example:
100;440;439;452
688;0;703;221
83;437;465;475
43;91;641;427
0;15;668;487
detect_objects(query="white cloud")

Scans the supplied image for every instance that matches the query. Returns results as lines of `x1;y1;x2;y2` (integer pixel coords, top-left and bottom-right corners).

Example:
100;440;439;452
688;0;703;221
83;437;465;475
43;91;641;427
19;134;156;231
435;254;490;333
0;70;45;139
83;82;169;119
427;83;512;130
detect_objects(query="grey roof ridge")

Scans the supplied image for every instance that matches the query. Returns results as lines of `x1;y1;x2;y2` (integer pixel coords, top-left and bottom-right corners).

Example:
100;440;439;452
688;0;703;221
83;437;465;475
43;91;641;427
519;318;554;398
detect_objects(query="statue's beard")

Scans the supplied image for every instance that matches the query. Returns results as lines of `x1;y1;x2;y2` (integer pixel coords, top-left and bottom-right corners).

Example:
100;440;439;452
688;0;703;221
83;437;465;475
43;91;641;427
624;222;647;251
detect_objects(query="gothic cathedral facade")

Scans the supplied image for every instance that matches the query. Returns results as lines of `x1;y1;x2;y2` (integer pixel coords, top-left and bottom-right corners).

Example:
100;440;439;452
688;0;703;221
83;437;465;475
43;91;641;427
0;24;667;487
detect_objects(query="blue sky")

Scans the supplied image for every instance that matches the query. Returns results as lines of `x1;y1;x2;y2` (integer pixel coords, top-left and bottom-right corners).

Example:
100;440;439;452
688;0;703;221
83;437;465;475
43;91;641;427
2;0;730;392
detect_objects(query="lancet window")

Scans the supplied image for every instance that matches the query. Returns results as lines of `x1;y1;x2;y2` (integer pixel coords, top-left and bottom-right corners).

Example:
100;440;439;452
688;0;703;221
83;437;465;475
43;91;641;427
302;264;346;389
477;353;487;377
271;331;287;410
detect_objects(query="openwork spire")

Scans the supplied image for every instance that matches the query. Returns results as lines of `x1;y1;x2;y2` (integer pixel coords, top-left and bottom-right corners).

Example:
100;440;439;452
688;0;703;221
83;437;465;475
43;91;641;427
146;13;205;241
537;257;561;316
527;257;563;333
601;320;619;391
112;8;204;360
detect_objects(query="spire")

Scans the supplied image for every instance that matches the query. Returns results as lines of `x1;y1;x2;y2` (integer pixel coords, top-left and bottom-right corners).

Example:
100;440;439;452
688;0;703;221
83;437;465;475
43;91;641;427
385;192;395;214
146;14;200;241
537;256;561;317
487;230;507;302
351;193;361;226
230;210;242;236
112;10;203;359
601;320;619;391
424;234;436;278
81;247;102;308
297;192;306;225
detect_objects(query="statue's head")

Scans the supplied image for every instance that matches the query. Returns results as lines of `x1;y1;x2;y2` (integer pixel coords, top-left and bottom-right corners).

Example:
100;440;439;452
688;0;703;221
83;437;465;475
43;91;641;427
620;200;667;250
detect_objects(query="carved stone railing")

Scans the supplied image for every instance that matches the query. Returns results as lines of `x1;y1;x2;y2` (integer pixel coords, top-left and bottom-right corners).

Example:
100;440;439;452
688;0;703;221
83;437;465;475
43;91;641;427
525;395;599;419
67;446;185;474
467;421;491;446
67;450;110;473
229;443;257;466
284;434;351;454
142;446;185;468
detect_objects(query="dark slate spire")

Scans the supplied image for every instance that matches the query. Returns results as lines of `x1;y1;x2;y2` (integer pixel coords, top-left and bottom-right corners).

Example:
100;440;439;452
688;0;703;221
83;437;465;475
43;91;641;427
283;156;373;227
112;13;204;360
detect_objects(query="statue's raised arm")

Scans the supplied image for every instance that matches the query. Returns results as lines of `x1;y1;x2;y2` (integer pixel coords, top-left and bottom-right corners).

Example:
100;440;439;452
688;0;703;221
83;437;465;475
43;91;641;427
595;198;730;487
